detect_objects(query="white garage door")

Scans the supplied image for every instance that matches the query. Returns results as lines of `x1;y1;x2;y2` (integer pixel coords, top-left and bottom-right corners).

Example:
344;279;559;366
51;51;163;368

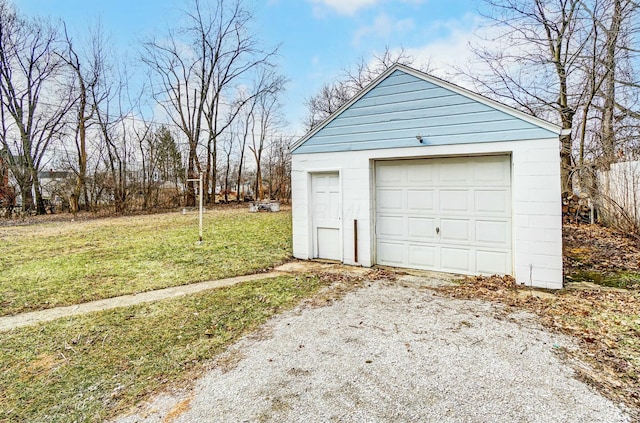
375;156;512;275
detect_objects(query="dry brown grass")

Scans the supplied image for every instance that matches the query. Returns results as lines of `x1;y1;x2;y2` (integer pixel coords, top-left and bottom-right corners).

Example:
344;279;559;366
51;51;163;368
437;274;640;419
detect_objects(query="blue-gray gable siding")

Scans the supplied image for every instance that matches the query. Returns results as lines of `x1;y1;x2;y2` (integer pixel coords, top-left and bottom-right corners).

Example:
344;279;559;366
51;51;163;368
293;70;558;154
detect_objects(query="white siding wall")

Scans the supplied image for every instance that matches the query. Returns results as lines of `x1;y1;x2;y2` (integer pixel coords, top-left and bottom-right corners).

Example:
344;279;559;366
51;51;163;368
292;138;563;289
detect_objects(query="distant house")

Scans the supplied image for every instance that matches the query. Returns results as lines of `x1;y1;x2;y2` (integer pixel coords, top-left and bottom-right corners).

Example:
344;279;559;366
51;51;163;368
291;64;567;290
38;170;72;207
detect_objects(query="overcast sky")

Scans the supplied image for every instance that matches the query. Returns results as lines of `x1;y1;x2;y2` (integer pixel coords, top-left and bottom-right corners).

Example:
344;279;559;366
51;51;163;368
14;0;484;135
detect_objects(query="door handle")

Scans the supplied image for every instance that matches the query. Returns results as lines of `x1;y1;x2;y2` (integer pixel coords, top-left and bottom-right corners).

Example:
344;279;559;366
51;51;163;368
436;227;440;234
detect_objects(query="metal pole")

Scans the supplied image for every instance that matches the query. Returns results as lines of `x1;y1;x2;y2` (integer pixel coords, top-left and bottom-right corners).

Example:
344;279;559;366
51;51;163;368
354;219;358;263
198;173;203;242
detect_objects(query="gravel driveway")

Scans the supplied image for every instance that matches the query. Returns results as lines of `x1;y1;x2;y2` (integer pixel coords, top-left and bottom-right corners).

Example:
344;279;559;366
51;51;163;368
114;277;630;423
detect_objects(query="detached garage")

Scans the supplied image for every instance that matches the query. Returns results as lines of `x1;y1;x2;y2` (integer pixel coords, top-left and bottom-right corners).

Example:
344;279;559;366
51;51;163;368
291;64;566;289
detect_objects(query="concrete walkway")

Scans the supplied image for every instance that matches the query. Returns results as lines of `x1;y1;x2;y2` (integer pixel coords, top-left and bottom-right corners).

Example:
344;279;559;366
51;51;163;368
0;261;457;332
0;271;285;332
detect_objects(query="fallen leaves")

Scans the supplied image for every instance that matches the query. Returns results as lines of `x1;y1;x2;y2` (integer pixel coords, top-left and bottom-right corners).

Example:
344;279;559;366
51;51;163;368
564;223;640;276
437;274;640;418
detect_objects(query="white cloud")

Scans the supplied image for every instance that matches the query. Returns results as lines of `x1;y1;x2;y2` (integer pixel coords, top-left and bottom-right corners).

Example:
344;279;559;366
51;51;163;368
399;15;496;85
353;13;414;46
406;30;474;80
308;0;381;15
308;0;427;16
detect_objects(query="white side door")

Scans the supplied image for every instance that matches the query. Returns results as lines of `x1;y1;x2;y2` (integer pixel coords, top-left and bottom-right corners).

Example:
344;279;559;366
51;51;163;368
311;172;341;260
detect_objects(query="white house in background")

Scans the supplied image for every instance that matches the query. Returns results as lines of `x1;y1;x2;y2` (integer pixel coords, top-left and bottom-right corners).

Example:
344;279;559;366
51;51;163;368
291;64;568;290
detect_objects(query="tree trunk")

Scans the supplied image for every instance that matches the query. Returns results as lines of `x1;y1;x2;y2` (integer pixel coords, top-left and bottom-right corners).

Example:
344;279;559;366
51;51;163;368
75;123;88;210
31;167;45;214
185;147;197;207
224;152;231;203
254;157;262;201
236;148;245;202
601;0;622;168
19;185;32;211
556;55;574;193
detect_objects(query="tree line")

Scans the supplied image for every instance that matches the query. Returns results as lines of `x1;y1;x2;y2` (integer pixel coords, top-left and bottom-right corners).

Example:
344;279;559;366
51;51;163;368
2;0;638;216
0;0;291;215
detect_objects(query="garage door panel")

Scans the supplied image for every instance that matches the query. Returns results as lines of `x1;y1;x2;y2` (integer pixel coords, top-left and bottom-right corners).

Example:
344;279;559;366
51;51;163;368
476;250;510;274
376;156;512;275
377;189;404;211
408;244;436;267
440;190;469;212
377;241;405;265
407;189;435;211
377;164;403;185
408;217;436;240
476;220;511;246
441;247;471;272
407;164;434;184
440;218;471;242
377;215;405;237
473;158;510;184
438;161;469;183
475;190;510;214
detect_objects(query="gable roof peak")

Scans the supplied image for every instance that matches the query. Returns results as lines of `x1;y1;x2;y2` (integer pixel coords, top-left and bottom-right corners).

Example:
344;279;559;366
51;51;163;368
292;63;566;152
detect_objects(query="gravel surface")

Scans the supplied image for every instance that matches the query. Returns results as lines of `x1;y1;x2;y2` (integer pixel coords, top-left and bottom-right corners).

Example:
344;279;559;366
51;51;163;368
114;279;630;423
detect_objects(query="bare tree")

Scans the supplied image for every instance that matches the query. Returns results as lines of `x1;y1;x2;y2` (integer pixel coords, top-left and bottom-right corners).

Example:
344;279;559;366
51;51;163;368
198;1;279;204
248;70;286;201
0;1;72;213
589;0;639;164
234;104;253;201
59;23;108;212
91;61;134;213
466;0;592;192
265;135;291;202
142;29;203;207
220;132;235;202
142;0;278;206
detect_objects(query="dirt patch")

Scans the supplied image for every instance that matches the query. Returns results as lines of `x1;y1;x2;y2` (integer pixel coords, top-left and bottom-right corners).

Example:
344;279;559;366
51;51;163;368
212;348;247;374
161;398;192;423
26;352;66;375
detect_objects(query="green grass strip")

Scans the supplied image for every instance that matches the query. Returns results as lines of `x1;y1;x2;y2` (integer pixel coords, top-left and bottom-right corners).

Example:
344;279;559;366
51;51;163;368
0;210;292;316
0;275;327;423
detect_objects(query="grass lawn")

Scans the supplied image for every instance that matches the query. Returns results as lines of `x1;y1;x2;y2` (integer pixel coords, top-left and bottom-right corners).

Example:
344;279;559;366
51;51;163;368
0;209;292;316
0;275;331;423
